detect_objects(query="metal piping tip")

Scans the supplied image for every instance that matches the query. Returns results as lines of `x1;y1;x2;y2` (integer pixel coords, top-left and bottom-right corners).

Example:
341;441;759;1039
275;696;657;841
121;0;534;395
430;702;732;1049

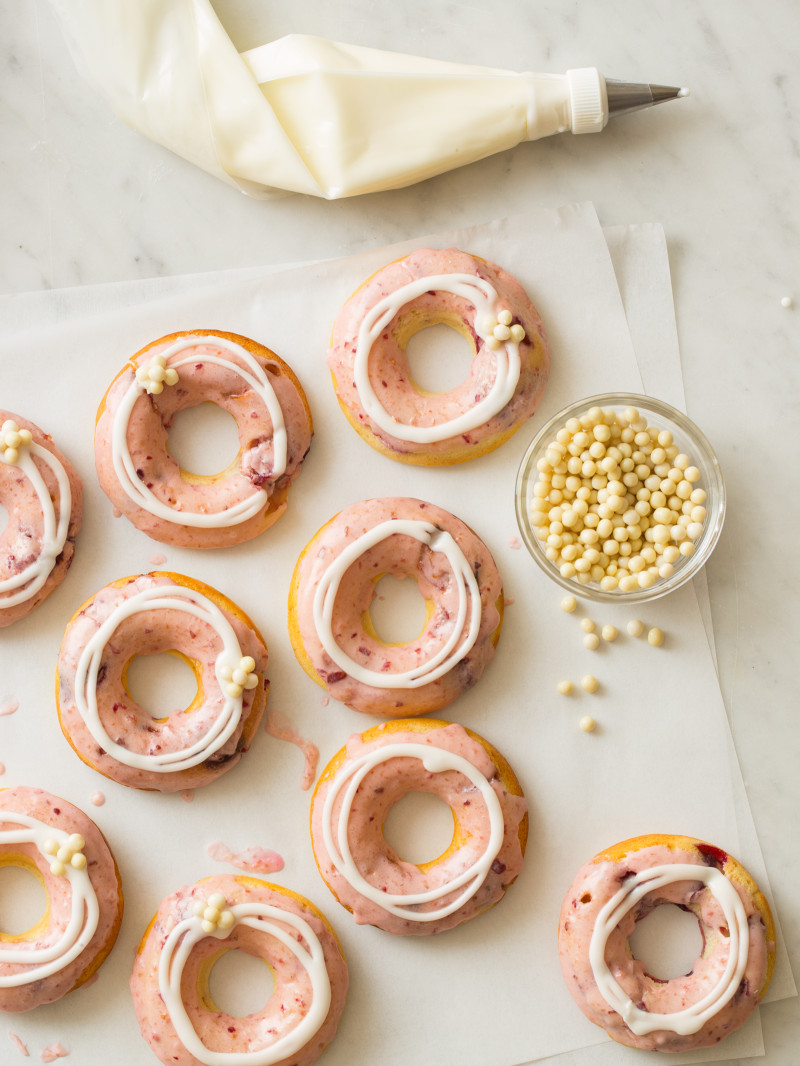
606;79;690;118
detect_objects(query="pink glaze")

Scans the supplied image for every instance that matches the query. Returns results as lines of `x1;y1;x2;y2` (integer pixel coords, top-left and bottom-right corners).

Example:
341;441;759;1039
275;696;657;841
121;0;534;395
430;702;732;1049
558;836;776;1051
8;1031;29;1055
292;497;503;717
0;700;19;717
180;790;195;803
89;792;105;807
0;411;82;628
39;1043;68;1063
207;841;285;875
149;553;168;566
265;708;319;789
0;787;123;1013
327;248;550;462
94;331;313;549
310;721;527;936
56;572;269;792
131;874;348;1066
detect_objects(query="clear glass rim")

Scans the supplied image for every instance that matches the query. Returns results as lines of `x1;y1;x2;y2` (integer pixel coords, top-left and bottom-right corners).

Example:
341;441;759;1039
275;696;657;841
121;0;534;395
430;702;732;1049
514;393;726;604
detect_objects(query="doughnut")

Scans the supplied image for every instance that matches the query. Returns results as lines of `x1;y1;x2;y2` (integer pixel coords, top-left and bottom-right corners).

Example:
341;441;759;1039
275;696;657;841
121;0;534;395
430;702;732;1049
131;874;348;1066
56;571;269;792
94;330;313;548
310;718;527;936
558;833;776;1051
0;412;82;628
288;497;504;717
327;247;550;465
0;786;123;1012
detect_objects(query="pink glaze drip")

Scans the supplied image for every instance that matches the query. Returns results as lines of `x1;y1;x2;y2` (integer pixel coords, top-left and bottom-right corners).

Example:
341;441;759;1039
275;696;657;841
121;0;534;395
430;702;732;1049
0;699;19;716
265;708;319;790
89;791;106;807
8;1031;29;1056
0;764;6;776
40;1043;68;1063
508;536;521;549
179;790;195;803
149;553;168;566
207;840;285;874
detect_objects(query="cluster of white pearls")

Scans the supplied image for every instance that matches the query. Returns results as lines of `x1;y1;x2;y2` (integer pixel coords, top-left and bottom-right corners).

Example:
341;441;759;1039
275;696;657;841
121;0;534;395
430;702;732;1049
1;420;33;465
193;891;235;934
483;308;526;350
219;655;259;699
529;406;708;592
43;833;87;876
135;352;180;395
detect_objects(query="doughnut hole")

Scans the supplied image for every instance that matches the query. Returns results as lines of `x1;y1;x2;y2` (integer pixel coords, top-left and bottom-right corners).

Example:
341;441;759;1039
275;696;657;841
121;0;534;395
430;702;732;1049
405;318;475;395
365;573;432;645
629;902;705;980
167;403;241;479
124;650;201;721
383;791;457;865
204;946;276;1018
0;858;49;938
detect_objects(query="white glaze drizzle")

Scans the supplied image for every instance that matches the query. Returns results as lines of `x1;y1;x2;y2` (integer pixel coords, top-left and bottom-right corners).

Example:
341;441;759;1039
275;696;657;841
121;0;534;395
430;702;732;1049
0;444;72;609
311;518;482;689
589;863;750;1036
353;272;522;443
110;336;287;527
321;742;504;922
73;582;254;773
158;900;332;1066
0;811;99;987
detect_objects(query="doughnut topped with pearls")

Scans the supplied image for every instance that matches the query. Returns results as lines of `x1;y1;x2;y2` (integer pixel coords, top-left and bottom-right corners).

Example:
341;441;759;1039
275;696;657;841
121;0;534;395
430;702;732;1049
0;786;123;1012
288;497;504;717
0;411;82;628
94;330;313;548
130;874;348;1066
558;834;776;1052
327;248;550;465
56;571;269;792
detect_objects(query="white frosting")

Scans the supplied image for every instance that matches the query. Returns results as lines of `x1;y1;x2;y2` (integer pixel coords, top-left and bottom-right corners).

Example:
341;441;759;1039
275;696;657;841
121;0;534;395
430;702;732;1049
73;582;254;773
353;273;522;443
0;811;99;987
0;444;72;609
321;742;505;922
110;336;287;527
589;863;750;1036
311;519;482;688
158;900;332;1066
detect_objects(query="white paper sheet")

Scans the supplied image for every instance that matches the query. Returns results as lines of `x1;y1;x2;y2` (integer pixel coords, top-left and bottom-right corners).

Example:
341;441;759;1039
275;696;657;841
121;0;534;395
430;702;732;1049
0;203;793;1066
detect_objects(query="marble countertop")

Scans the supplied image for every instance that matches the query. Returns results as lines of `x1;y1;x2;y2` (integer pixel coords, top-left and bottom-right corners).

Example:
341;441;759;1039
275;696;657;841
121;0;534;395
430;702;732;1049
2;1;799;1064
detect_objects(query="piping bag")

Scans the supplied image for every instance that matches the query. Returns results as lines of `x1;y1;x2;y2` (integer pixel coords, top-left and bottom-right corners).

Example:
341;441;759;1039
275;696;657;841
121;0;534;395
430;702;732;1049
50;0;688;199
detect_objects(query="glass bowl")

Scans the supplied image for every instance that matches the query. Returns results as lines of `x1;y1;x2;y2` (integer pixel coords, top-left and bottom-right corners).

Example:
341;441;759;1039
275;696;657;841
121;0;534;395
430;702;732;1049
514;393;725;604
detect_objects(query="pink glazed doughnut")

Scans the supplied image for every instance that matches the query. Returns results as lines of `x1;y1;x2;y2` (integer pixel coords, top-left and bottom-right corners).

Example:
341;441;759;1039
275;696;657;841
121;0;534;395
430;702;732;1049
131;874;348;1066
558;834;776;1052
0;411;82;628
327;247;550;465
0;786;123;1012
56;572;269;792
288;497;504;717
95;330;313;548
310;719;528;936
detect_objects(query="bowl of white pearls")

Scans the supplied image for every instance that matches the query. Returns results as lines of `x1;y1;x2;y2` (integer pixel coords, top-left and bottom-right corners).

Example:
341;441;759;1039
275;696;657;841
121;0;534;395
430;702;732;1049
514;394;725;603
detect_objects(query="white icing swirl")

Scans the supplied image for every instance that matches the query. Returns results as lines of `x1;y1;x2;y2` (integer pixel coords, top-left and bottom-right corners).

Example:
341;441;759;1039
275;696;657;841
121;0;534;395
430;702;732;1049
311;518;482;689
589;863;750;1036
354;273;522;443
0;444;72;609
73;582;254;773
0;812;99;988
321;742;505;922
158;901;332;1066
110;336;287;528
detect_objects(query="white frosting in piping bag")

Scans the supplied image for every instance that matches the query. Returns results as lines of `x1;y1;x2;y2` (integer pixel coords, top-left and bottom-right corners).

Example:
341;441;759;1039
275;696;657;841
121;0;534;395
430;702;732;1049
312;519;482;688
111;336;286;528
354;274;522;443
0;812;99;988
322;743;505;922
0;444;72;608
158;902;332;1066
589;864;751;1036
73;583;252;773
